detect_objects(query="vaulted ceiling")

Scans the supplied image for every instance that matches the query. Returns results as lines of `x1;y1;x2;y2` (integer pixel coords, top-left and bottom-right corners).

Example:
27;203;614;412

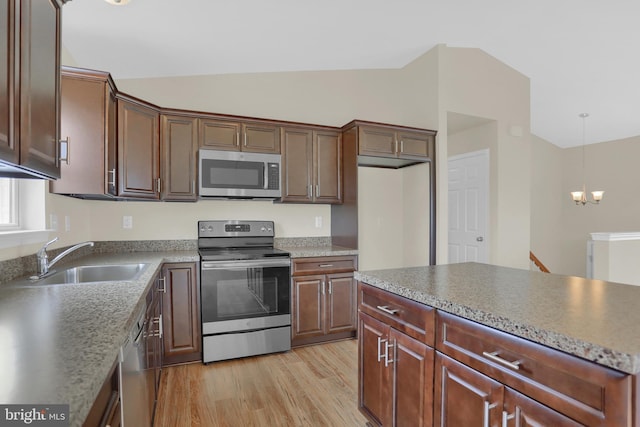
62;0;640;148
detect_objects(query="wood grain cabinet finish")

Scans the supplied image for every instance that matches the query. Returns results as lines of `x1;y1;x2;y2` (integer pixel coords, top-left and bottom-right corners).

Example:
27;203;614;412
199;117;280;153
161;262;201;365
51;68;117;197
291;256;357;346
356;123;435;161
0;0;62;179
281;126;342;204
161;115;198;201
436;311;632;426
82;357;121;427
359;305;434;427
117;96;160;199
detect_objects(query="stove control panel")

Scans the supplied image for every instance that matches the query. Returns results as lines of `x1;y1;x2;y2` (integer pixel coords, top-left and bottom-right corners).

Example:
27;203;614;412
198;220;275;238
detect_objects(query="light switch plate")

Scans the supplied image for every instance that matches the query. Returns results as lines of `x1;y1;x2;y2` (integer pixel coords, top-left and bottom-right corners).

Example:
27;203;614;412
122;215;133;229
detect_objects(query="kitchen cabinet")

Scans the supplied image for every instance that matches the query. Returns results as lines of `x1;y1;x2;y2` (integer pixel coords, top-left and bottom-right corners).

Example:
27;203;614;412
199;117;280;153
161;262;201;365
160;115;198;201
358;283;435;427
51;67;117;198
82;357;121;427
281;126;342;204
0;0;63;179
117;95;160;199
435;310;631;426
291;255;357;346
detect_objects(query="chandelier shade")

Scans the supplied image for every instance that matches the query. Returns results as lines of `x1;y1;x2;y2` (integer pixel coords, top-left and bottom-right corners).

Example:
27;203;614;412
570;113;603;206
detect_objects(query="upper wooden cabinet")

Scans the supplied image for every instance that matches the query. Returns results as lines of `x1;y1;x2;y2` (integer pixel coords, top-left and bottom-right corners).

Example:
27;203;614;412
199;117;280;153
342;120;436;169
0;0;63;179
117;95;160;199
161;115;198;201
51;67;117;198
281;126;342;204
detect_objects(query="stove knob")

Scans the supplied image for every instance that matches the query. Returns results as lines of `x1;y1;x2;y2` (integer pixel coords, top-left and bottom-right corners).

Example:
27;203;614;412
261;227;266;232
207;226;213;231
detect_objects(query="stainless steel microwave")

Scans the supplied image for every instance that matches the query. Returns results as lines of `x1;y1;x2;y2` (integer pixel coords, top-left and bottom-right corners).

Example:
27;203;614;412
198;149;281;199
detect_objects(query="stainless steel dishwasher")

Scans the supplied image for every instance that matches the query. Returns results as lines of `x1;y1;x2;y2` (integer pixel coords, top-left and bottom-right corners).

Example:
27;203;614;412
120;308;151;427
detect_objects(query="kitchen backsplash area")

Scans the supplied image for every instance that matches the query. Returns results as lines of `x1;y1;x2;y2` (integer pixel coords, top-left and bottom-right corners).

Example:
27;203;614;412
0;237;343;285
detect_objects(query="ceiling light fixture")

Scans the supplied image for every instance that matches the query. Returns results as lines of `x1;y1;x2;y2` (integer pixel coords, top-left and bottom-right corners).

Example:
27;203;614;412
104;0;132;5
570;113;604;205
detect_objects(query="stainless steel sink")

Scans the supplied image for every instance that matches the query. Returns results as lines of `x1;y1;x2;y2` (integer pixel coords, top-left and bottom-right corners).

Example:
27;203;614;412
32;263;149;285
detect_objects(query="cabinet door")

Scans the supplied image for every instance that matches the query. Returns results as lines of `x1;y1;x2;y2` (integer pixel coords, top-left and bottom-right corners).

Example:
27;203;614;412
434;353;503;427
325;273;355;334
281;127;313;202
117;98;159;199
397;130;433;160
199;118;240;150
18;0;62;178
0;0;15;164
503;388;583;427
52;75;110;195
161;115;198;201
358;312;392;426
314;130;342;204
162;262;201;366
358;126;396;157
392;328;434;427
292;275;324;341
242;122;280;153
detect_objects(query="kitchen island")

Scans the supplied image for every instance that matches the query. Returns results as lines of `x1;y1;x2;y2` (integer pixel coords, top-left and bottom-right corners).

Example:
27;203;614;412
355;262;640;426
0;251;198;427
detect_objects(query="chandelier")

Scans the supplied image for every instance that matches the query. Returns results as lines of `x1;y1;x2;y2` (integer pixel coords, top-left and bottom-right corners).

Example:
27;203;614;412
570;113;604;205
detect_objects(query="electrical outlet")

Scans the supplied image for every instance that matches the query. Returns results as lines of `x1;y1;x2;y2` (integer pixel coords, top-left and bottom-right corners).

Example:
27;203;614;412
314;216;322;228
50;214;58;231
64;216;71;232
122;215;133;229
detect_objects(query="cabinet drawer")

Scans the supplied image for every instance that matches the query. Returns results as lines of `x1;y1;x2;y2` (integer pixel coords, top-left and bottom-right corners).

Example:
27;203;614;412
358;282;435;346
292;256;357;276
436;311;631;426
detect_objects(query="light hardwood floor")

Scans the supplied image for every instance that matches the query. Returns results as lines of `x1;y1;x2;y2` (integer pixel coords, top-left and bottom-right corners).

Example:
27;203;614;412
154;339;368;426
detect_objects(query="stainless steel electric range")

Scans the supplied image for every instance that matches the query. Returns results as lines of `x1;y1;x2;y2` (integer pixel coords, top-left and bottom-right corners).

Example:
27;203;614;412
198;220;291;363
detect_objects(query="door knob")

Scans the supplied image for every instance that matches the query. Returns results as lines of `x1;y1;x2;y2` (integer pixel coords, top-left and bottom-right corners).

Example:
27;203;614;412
476;236;484;242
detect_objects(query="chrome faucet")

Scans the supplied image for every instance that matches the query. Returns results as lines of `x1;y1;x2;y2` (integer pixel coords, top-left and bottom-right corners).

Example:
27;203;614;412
35;237;95;278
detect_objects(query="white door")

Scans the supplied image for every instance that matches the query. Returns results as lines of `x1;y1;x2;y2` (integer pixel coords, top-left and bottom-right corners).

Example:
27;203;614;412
448;150;489;263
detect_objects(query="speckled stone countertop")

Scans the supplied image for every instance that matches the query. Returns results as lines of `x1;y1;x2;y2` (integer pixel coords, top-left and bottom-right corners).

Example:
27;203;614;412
0;250;199;427
275;237;358;258
355;262;640;375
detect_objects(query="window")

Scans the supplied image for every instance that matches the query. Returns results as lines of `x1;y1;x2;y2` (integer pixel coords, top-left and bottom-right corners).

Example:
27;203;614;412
0;178;48;249
0;178;19;230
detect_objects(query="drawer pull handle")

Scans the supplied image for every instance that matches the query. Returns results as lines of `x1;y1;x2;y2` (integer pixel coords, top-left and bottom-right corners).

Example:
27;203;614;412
376;305;399;315
319;264;334;268
482;351;522;371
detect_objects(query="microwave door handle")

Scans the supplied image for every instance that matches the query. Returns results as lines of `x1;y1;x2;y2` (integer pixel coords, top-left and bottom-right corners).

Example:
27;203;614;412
263;163;269;189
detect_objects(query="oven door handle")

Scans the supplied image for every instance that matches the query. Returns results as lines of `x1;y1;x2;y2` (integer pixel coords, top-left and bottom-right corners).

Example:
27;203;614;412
202;259;291;270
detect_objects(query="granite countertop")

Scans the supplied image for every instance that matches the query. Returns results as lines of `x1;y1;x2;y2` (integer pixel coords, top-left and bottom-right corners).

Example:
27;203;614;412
355;262;640;375
0;250;199;427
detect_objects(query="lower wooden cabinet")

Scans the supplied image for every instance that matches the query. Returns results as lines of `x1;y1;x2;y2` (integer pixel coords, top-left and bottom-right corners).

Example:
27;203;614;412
359;312;434;427
358;283;634;427
82;357;121;427
291;256;357;346
161;262;201;365
434;353;582;426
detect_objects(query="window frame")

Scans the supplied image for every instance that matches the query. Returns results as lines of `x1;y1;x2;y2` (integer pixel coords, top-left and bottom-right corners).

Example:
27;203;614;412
0;178;20;231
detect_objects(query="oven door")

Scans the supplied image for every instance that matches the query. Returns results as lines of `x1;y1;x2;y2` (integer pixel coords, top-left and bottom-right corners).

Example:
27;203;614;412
200;258;290;335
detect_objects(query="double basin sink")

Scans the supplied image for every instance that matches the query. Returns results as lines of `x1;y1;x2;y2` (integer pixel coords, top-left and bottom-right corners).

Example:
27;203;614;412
28;263;149;286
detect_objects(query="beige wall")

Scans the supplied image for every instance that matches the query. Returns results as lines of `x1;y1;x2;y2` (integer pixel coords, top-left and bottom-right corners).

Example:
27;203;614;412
529;135;565;274
440;46;531;269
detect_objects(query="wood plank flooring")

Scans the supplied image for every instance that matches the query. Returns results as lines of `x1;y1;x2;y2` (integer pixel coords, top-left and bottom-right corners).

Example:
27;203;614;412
154;339;368;426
